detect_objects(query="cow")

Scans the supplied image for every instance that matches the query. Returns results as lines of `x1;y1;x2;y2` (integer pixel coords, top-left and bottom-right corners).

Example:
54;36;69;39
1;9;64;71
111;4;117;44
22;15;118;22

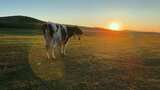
41;22;83;60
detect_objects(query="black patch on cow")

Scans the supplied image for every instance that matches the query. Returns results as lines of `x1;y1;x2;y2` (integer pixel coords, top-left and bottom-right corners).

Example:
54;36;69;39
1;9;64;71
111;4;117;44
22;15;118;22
60;25;67;41
56;24;60;32
48;24;54;37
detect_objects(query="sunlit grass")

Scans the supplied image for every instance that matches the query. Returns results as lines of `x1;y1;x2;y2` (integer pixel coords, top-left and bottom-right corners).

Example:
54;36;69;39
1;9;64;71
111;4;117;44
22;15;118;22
0;28;160;90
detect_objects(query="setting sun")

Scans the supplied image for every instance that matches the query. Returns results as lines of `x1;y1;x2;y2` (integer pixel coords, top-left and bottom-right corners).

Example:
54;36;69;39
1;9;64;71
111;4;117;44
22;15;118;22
107;23;121;31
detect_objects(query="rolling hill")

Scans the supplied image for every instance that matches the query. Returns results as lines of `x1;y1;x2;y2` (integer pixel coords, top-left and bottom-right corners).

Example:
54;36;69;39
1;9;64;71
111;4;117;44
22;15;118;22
0;15;158;35
0;15;45;29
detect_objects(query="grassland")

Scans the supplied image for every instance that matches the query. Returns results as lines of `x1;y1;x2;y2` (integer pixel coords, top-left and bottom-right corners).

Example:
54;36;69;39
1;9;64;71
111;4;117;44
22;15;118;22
0;28;160;90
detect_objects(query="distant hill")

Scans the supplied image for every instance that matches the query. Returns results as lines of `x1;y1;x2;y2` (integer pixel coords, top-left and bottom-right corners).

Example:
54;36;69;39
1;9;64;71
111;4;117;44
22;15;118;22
0;15;45;29
0;15;159;35
0;15;110;32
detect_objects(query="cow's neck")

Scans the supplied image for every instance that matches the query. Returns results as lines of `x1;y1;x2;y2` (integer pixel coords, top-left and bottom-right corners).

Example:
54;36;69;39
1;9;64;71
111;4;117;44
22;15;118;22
63;29;75;44
67;29;74;38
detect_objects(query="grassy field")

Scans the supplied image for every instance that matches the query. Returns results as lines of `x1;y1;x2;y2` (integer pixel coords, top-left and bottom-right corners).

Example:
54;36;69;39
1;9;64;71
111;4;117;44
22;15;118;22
0;28;160;90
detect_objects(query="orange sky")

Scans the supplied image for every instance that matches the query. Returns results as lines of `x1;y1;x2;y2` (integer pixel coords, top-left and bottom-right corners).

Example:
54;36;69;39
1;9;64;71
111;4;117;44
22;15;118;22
0;0;160;32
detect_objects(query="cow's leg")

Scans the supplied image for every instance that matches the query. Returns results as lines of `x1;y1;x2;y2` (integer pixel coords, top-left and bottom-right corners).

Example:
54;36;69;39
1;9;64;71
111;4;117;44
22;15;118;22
60;43;66;56
51;41;56;59
46;49;50;59
63;47;66;56
63;40;69;55
60;44;66;56
63;44;67;55
60;44;64;55
45;44;51;59
51;47;56;59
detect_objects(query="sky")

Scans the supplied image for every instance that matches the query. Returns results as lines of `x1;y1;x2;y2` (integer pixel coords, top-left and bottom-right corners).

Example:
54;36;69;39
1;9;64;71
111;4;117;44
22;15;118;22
0;0;160;32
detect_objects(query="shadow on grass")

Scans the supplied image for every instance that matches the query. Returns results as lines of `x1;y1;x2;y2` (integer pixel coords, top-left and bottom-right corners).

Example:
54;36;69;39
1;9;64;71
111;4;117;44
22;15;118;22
0;45;135;90
0;45;53;90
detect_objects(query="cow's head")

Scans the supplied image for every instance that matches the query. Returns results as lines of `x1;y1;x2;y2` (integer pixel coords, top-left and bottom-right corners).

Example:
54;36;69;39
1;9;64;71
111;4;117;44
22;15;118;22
72;26;83;40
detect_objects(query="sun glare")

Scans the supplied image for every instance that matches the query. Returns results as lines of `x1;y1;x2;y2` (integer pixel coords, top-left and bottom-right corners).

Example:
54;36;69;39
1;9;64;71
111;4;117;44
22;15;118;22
107;23;121;31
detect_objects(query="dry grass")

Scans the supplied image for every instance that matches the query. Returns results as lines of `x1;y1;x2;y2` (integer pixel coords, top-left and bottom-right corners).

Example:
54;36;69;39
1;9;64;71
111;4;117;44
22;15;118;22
0;28;160;90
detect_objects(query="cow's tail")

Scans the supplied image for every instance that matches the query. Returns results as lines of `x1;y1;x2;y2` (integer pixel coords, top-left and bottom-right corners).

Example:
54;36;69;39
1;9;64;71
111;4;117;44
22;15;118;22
41;23;47;34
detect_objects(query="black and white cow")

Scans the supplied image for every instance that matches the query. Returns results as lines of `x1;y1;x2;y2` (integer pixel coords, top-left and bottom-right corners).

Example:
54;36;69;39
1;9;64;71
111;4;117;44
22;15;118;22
42;22;83;59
